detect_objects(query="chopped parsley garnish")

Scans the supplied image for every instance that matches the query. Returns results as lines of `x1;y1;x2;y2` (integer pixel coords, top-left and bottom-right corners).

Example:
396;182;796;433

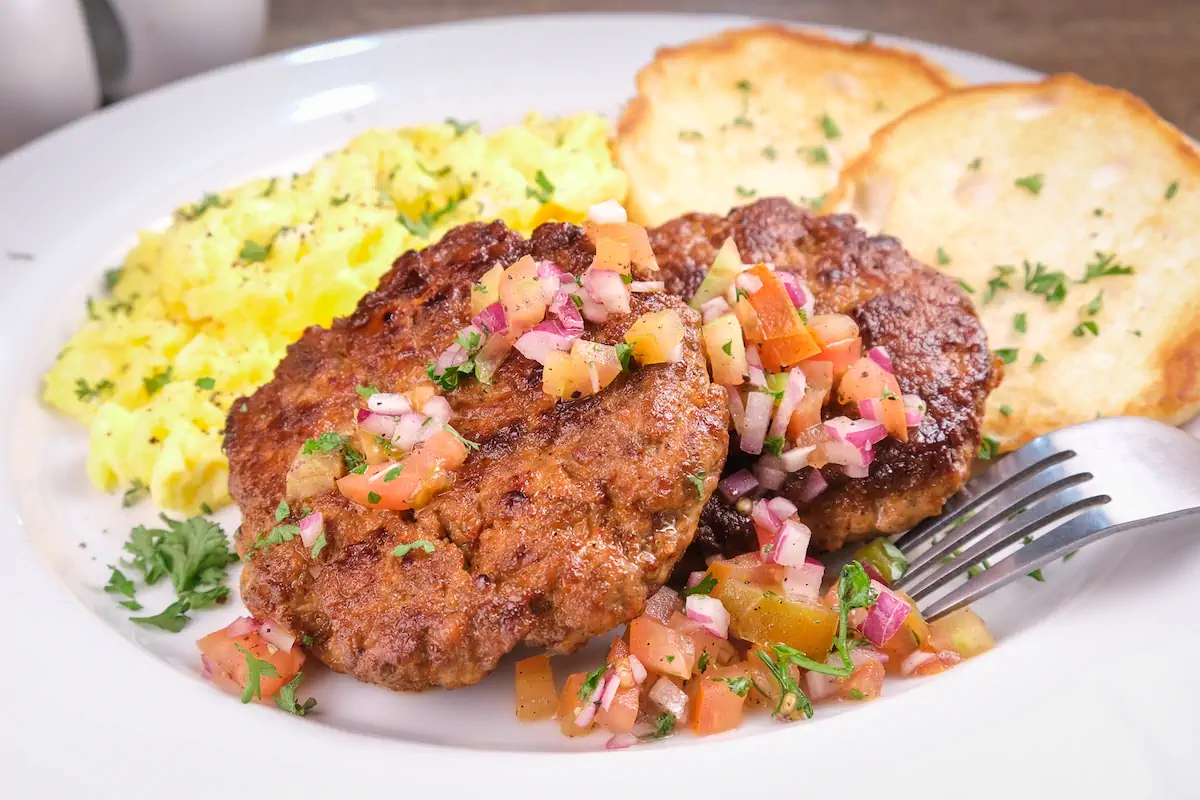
832;561;876;670
577;663;609;701
999;405;1013;417
849;688;867;700
1165;181;1179;201
444;424;481;451
1093;207;1104;217
936;246;951;265
1013;313;1027;333
1032;352;1047;366
983;265;1014;303
1022;261;1068;304
1072;320;1099;337
731;79;754;128
301;432;348;455
131;598;191;632
1014;173;1045;195
426;328;486;391
1082;291;1104;317
646;712;676;740
143;366;174;396
195;376;216;390
735;186;757;198
525;170;556;204
978;435;1000;460
680;572;717;598
956;279;976;294
735;79;753;92
697;652;710;673
446;118;479;136
732;115;754;129
393;540;436;558
803;145;830;165
366;491;381;504
678;130;704;141
384;465;404;482
330;193;350;206
1027;568;1046;582
615;342;635;372
344;445;367;474
355;384;380;399
994;348;1019;364
761;145;778;160
687;470;707;497
74;378;115;402
754;648;812;720
104;267;123;292
239;239;271;262
122;514;237;620
715;676;752;697
665;655;675;663
397;189;466;238
262;177;278;197
721;340;733;356
104;565;137;603
179;193;227;221
818;114;841;140
235;644;280;703
257;524;301;550
763;435;786;457
122;479;149;508
967;157;982;171
274;671;317;716
310;530;327;559
418;162;452;179
1077;251;1133;283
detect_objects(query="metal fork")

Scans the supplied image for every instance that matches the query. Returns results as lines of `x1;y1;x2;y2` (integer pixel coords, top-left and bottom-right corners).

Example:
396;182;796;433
889;417;1200;620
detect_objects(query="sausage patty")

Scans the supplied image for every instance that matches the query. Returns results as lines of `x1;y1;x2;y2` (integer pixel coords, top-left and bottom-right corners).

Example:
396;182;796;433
225;220;728;691
650;198;999;554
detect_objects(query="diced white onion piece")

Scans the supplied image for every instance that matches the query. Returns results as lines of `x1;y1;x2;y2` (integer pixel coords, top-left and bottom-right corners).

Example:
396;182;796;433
700;296;733;324
684;594;730;638
725;385;747;437
628;655;648;685
583;269;631;316
358;411;399;439
391;412;431;451
606;733;638;750
514;328;574;365
842;463;870;478
421;396;453;427
769;368;807;439
630;280;665;293
735;272;763;294
766;495;797;520
259;619;296;653
588;200;628;224
780;445;816;472
367;392;412;415
665;341;684;364
745;343;762;369
903;393;927;427
649;676;689;719
768;519;812;567
741;391;774;454
782;559;823;602
299;512;324;548
599;671;621;711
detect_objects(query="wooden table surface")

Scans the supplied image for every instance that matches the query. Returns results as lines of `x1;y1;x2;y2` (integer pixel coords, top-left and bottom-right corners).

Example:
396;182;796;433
266;0;1200;137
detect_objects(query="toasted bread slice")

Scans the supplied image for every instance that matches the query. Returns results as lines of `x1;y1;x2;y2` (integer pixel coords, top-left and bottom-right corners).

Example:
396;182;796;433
825;73;1200;450
615;25;958;227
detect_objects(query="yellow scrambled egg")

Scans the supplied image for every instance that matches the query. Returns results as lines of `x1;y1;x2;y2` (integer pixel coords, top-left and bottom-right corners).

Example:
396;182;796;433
44;113;628;513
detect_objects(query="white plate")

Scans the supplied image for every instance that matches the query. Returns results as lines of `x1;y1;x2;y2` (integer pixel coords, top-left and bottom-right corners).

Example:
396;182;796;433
1;13;1197;798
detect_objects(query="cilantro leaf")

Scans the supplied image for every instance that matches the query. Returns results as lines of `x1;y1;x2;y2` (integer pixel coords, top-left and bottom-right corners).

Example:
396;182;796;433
715;676;752;697
143;366;174;396
1013;312;1027;333
104;267;123;293
383;465;404;482
131;598;191;633
74;378;115;402
936;246;951;265
681;573;717;598
983;265;1014;303
330;193;350;207
615;342;635;372
301;432;348;455
1077;252;1133;283
763;435;786;457
355;384;379;399
1022;261;1068;304
803;145;830;165
194;376;216;390
274;671;318;716
393;540;437;558
311;531;327;560
1165;181;1179;201
1014;173;1045;195
1072;320;1099;338
444;424;480;451
833;561;877;669
818;114;841;140
239;239;271;262
446;117;479;136
526;169;556;204
104;566;137;600
754;648;813;720
343;445;367;474
257;523;301;551
978;435;1001;460
994;348;1019;364
735;186;757;198
275;500;290;522
697;652;710;673
235;643;280;703
721;340;733;356
179;193;227;221
649;711;676;739
577;663;610;701
687;470;706;498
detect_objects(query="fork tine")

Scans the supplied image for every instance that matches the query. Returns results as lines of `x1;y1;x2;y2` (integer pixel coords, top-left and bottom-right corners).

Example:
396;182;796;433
918;507;1114;620
894;466;1091;589
905;489;1107;600
893;449;1076;555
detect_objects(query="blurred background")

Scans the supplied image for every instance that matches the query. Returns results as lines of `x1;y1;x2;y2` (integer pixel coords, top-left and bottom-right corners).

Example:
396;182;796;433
2;0;1197;154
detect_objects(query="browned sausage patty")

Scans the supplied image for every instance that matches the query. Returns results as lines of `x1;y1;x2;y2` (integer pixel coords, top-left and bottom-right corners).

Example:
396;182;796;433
650;199;999;554
225;220;728;691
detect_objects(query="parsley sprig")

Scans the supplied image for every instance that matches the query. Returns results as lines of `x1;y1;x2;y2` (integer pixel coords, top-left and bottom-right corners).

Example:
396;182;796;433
680;573;717;598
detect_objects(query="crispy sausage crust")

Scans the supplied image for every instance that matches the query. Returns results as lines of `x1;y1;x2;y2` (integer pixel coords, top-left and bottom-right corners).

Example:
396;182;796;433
650;199;999;554
226;221;728;691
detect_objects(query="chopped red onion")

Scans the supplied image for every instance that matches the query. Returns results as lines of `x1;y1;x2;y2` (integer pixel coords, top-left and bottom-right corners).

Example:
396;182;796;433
421;396;453;427
825;416;888;449
769;368;807;438
583;268;631;315
804;653;844;701
700;296;733;324
718;469;758;502
799;468;829;502
685;595;730;638
767;496;797;520
859;397;883;423
432;341;469;376
578;284;609;323
780;445;816;472
391;412;432;451
548;290;585;333
588;200;628;224
358;411;399;438
741;391;774;454
536;260;569;279
756;462;786;491
606;733;638;751
574;681;604;728
686;571;706;589
630;280;665;293
538;275;561;304
782;559;823;602
259;619;296;653
299;512;324;548
823;439;871;468
745;343;762;369
752;498;781;535
735;272;763;294
200;653;214;680
599;671;621;711
644;586;682;624
861;561;888;585
768;519;811;567
628;655;648;685
748;366;767;387
225;616;258;637
649;676;688;718
725;385;747;436
858;581;911;646
514;326;574;364
665;341;684;364
775;271;813;316
471;302;509;336
367;392;412;416
356;408;371;423
903;393;926;427
842;463;870;478
900;649;938;677
850;646;888;666
867;346;894;373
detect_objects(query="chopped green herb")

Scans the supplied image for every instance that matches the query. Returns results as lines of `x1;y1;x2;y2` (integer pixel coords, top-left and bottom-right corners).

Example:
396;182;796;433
130;598;191;633
257;524;301;551
832;562;876;670
994;348;1019;364
678;130;704;141
570;294;584;309
1027;569;1046;582
104;565;137;601
735;79;753;93
1082;291;1104;317
849;688;866;700
396;189;467;238
735;186;757;198
1131;329;1143;337
936;247;951;266
417;162;452;179
761;145;778;160
1093;207;1104;217
262;177;278;197
194;376;216;390
687;470;707;497
275;500;290;522
274;671;318;716
715;677;752;697
239;239;271;262
956;279;976;294
697;652;710;673
999;405;1013;417
665;655;675;663
1032;352;1047;366
721;340;733;356
330;193;350;207
525;169;556;204
301;432;348;455
803;145;830;165
1077;251;1133;283
1013;313;1027;333
1064;551;1078;562
103;267;123;293
614;342;635;372
445;118;479;136
1072;320;1099;337
983;265;1014;303
393;540;437;558
681;573;717;598
122;514;238;618
344;446;367;473
366;491;381;505
384;465;404;482
179;193;227;221
978;435;1000;460
143;366;174;396
302;635;314;646
235;643;280;703
74;378;115;402
967;157;982;171
310;530;326;559
443;424;481;451
1022;261;1068;304
355;384;379;399
578;663;609;701
731;115;754;129
819;114;841;140
120;599;143;611
754;648;812;720
1014;173;1045;195
647;712;676;740
122;479;149;508
1165;181;1179;201
763;435;786;457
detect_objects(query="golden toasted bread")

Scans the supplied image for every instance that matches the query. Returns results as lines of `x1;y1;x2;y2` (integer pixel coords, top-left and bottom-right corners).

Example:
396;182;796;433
826;73;1200;450
615;25;958;226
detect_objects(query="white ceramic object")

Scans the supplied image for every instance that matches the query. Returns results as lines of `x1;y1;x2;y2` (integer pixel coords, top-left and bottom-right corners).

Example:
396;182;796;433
0;14;1197;798
0;0;100;153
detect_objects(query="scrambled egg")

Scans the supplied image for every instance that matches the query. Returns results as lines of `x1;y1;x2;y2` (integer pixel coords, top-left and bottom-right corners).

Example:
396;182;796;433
44;113;628;513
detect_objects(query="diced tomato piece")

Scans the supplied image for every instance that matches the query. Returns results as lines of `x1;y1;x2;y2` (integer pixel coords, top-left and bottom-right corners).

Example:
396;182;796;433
571;339;622;391
584;222;632;275
624;309;684;365
760;331;822;372
336;429;467;510
745;266;803;339
197;623;305;703
703;313;747;385
837;357;907;441
839;658;885;701
666;612;738;673
500;255;548;334
606;636;630;662
807;335;862;379
691;665;749;736
629;616;696;679
515;654;557;721
471;264;504;316
788;388;829;437
557;673;595;737
596;685;640;733
808;313;860;344
707;553;784;590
